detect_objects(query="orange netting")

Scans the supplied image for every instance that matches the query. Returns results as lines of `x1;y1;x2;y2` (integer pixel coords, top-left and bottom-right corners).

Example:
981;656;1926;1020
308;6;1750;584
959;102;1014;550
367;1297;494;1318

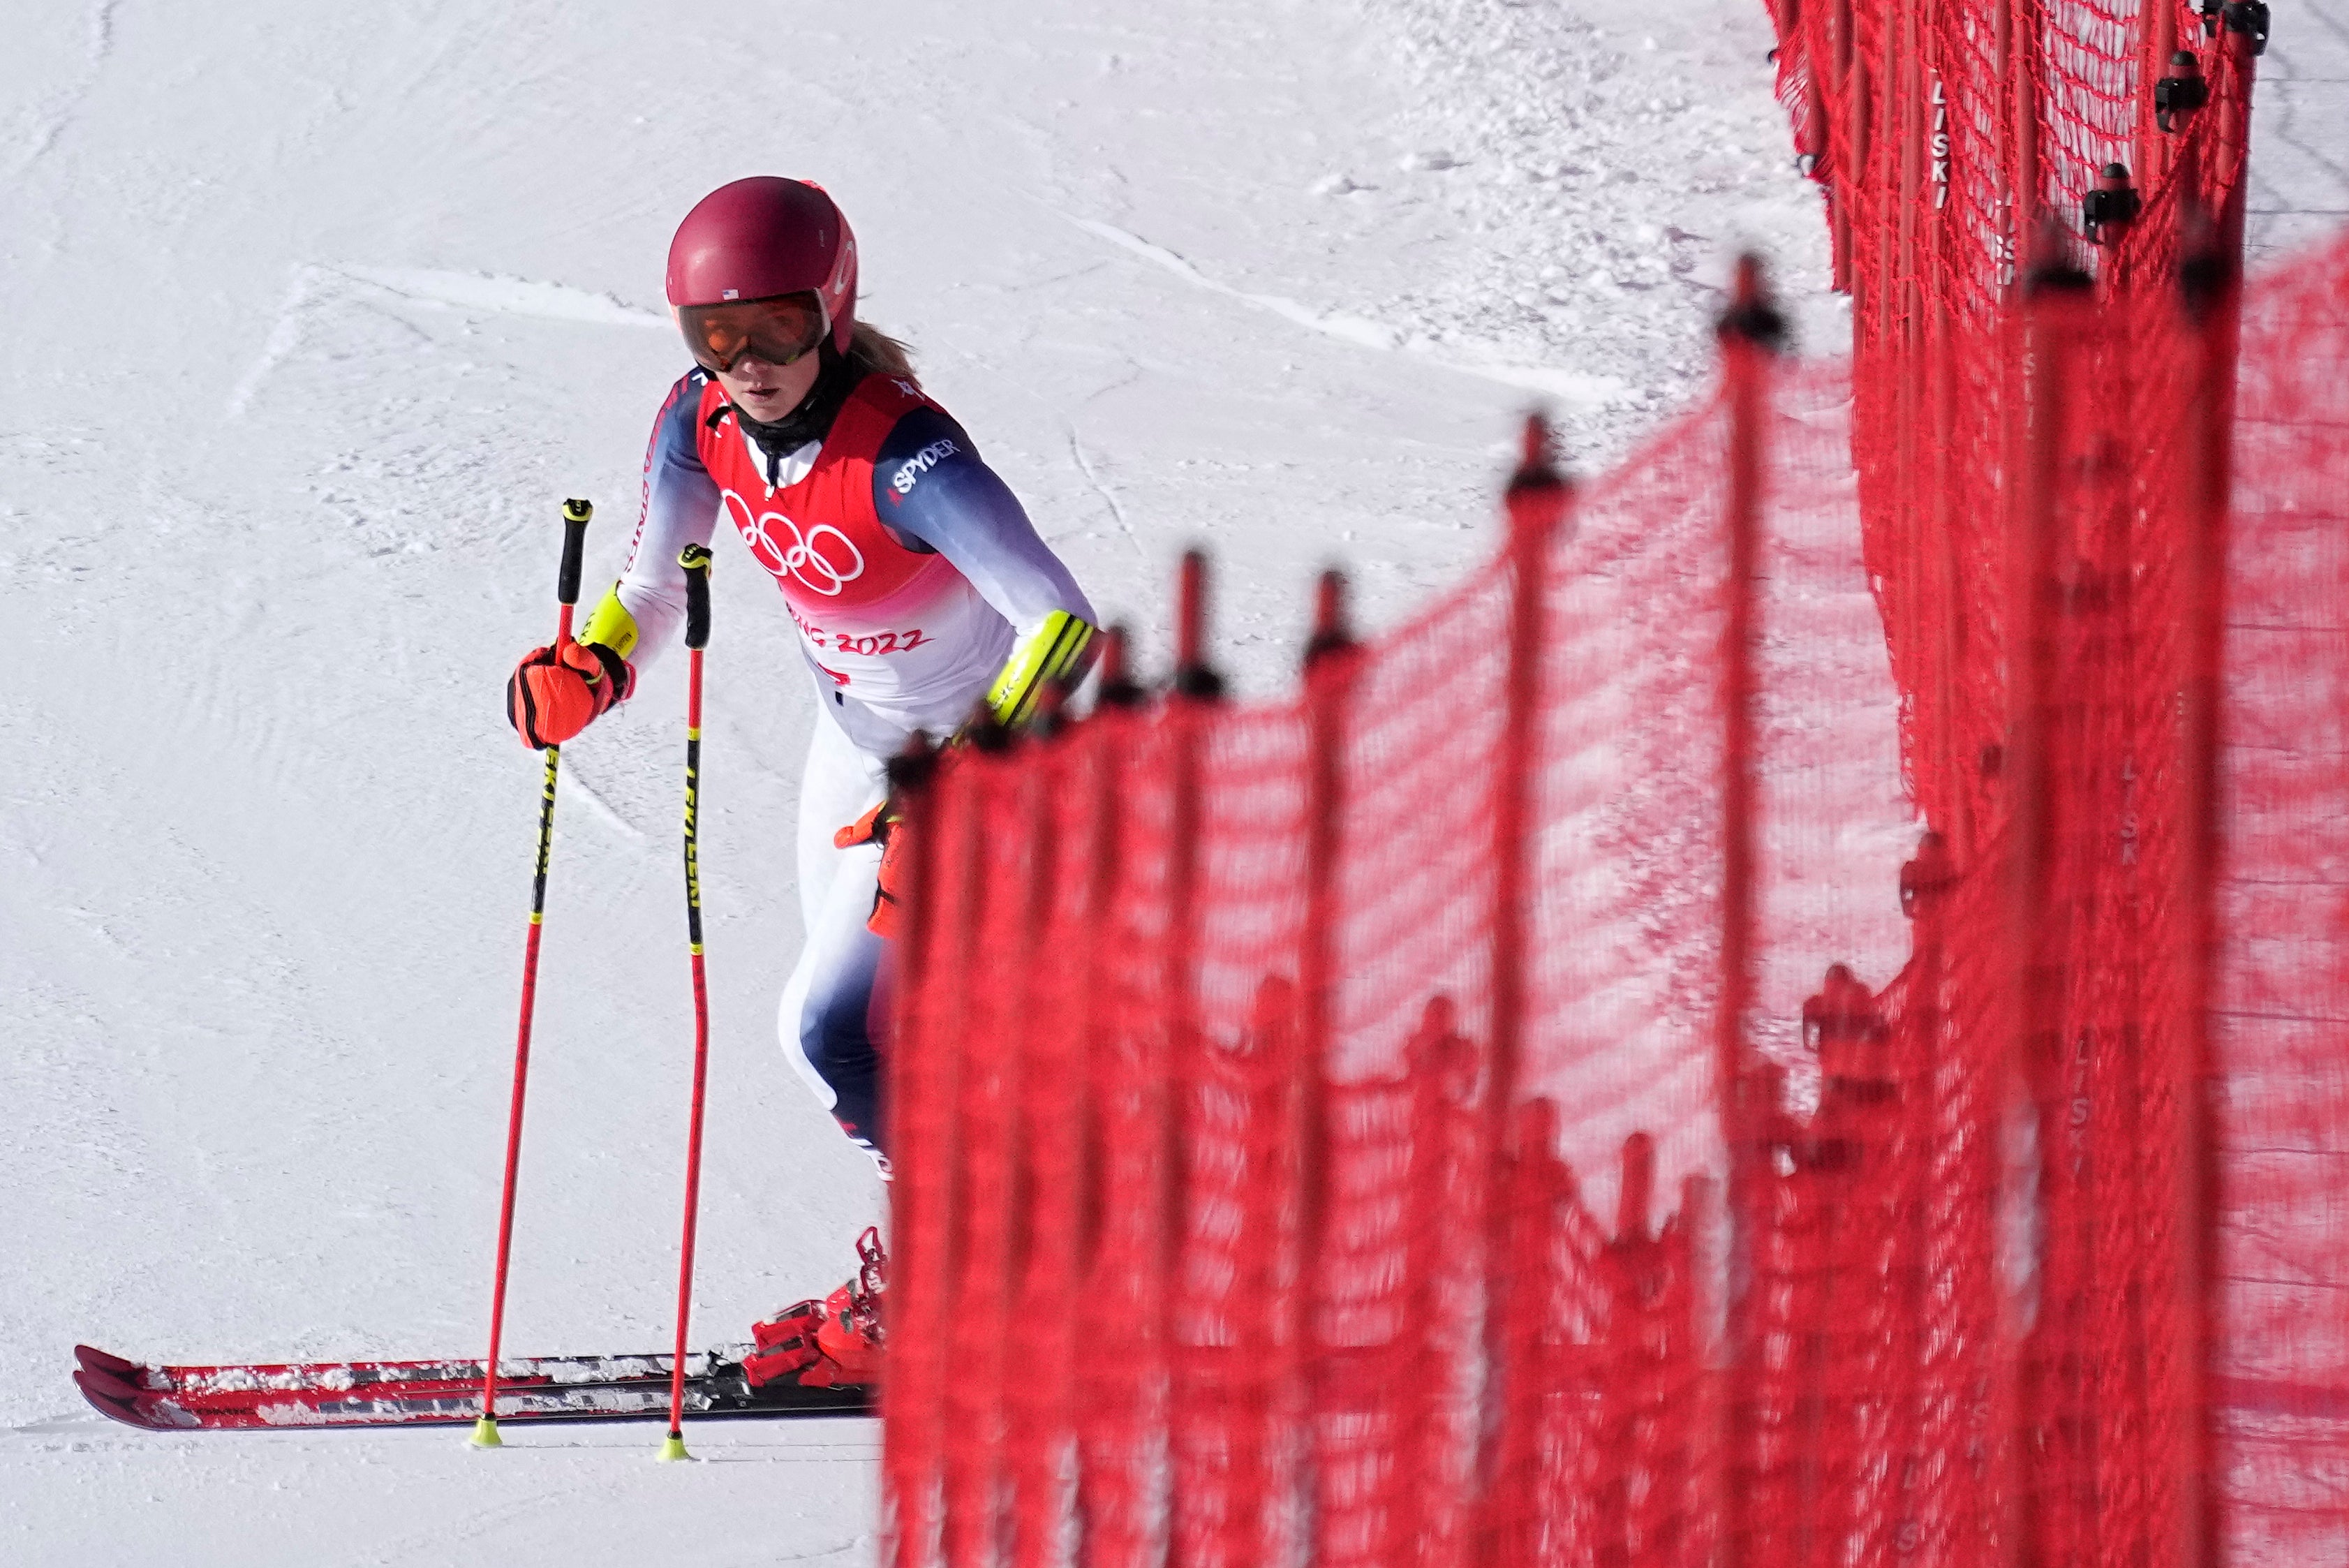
876;3;2346;1562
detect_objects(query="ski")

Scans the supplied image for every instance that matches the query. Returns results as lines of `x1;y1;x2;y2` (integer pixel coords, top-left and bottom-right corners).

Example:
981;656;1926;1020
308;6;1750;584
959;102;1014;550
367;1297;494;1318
72;1343;871;1432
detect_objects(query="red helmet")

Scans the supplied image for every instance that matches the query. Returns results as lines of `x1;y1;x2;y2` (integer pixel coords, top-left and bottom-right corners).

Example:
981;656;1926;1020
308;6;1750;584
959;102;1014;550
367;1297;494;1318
665;177;858;355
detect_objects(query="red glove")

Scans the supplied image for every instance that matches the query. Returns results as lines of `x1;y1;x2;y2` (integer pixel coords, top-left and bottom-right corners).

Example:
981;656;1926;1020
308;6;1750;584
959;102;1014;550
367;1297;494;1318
834;799;910;938
505;640;634;748
868;826;912;938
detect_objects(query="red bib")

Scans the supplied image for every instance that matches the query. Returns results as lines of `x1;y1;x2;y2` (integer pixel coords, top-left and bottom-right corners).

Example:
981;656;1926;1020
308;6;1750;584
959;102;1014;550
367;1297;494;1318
692;374;954;620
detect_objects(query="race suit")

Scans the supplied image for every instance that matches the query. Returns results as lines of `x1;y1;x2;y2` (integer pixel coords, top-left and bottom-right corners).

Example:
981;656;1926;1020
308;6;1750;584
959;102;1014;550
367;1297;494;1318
584;361;1095;1167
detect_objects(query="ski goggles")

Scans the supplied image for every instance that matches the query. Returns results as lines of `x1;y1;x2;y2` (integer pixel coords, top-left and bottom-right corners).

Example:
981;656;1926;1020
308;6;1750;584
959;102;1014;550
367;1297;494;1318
676;291;828;374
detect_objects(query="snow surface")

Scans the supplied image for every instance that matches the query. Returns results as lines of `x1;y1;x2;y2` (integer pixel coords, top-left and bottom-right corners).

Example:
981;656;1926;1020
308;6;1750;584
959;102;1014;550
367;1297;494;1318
1;0;2336;1562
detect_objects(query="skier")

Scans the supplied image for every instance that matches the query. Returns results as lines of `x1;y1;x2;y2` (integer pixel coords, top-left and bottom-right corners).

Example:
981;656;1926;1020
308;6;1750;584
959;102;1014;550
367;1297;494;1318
505;177;1097;1388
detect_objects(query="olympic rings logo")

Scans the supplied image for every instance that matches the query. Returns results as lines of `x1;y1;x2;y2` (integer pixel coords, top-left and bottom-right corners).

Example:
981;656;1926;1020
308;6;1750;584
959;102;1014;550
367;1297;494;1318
720;489;866;597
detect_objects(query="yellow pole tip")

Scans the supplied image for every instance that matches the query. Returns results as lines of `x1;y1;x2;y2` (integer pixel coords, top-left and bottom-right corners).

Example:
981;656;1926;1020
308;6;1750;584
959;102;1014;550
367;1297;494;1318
657;1433;692;1463
468;1417;503;1449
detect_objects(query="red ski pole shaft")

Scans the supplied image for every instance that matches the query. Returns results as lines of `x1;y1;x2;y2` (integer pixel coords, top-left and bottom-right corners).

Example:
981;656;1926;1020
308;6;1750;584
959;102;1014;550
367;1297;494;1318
660;543;716;1460
474;497;593;1450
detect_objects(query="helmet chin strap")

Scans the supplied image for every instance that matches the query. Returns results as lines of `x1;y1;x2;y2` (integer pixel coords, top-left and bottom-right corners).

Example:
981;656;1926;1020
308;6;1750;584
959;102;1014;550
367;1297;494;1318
706;341;859;486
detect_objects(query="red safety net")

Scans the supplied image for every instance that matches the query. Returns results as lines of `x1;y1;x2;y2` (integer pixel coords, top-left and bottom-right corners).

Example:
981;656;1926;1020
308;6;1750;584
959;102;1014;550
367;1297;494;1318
1761;0;2262;841
2203;231;2349;1562
877;235;2349;1567
882;327;1923;1568
876;1;2348;1561
1756;0;2345;1559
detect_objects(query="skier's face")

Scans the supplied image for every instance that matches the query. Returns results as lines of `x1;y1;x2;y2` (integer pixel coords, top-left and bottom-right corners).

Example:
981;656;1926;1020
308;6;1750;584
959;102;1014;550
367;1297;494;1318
716;348;823;424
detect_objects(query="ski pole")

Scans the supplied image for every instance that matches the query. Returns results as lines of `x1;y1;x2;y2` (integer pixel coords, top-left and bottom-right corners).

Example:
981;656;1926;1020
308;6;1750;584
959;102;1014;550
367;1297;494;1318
659;542;716;1462
473;496;593;1450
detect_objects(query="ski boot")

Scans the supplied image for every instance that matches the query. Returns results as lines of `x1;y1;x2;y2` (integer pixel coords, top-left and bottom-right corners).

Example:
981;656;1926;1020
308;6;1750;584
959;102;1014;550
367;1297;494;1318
743;1226;886;1390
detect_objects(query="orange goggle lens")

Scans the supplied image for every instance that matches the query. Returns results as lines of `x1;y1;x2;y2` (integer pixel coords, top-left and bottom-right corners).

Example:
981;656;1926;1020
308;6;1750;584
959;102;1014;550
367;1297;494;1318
678;293;827;373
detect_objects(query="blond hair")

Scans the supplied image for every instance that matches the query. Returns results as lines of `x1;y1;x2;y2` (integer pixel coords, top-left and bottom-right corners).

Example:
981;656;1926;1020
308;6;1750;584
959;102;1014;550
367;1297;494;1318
847;321;917;383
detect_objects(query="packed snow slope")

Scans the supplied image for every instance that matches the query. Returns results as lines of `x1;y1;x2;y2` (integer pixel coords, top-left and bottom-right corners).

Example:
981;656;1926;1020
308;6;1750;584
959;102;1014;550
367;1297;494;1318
0;0;2320;1562
0;1;1842;1556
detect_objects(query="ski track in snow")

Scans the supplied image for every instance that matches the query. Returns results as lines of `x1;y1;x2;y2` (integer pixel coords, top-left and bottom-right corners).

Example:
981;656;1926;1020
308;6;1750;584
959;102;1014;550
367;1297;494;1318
10;0;121;174
558;764;646;843
0;0;2337;1562
1063;424;1148;565
333;266;669;330
226;267;329;420
1067;212;1629;408
231;265;665;417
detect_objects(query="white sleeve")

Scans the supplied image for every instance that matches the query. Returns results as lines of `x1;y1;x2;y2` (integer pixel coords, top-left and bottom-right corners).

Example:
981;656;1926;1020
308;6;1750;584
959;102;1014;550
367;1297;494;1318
609;375;720;670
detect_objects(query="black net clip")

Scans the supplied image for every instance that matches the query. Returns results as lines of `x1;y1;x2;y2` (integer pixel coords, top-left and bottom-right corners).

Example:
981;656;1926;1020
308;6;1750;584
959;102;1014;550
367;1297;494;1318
2154;52;2209;132
2082;164;2141;246
2224;0;2269;55
1898;832;1957;918
1717;289;1789;354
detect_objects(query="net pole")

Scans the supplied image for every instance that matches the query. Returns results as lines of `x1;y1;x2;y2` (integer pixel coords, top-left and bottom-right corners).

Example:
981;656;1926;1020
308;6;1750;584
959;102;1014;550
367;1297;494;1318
1004;688;1078;1568
2009;0;2040;240
2006;267;2083;1567
1926;33;1970;859
943;723;1030;1565
1829;0;1855;292
880;733;946;1568
2173;234;2243;1568
1714;256;1777;1568
1928;306;1969;854
1895;0;1927;821
1161;552;1222;1562
1072;635;1145;1567
1469;416;1567;1568
2133;0;2178;191
2212;26;2259;264
1289;570;1358;1560
1991;0;2015;293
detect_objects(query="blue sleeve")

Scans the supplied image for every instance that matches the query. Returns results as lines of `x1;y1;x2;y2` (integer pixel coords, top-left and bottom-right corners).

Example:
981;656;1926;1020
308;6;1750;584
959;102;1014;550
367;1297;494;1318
612;371;722;666
870;407;1095;635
